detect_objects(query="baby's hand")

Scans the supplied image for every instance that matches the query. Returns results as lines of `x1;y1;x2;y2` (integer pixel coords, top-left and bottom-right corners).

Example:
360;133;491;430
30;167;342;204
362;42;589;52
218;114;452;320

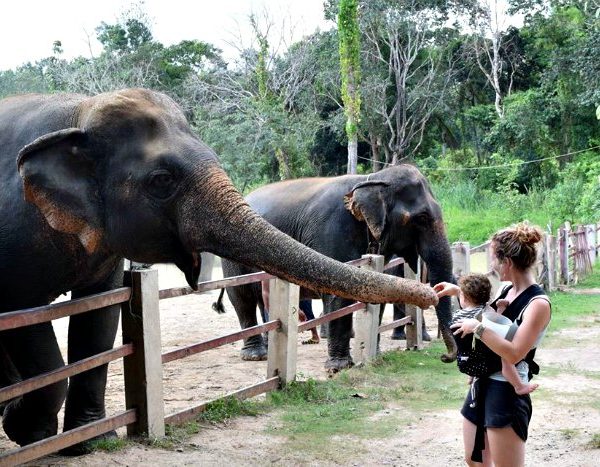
496;299;509;314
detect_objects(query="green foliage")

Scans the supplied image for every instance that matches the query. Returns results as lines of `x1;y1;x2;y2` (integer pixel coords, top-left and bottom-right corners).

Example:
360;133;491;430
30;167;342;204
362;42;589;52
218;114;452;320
338;0;361;138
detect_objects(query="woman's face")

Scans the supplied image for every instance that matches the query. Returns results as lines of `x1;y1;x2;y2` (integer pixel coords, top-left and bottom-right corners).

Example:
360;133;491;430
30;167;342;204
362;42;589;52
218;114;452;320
491;243;510;281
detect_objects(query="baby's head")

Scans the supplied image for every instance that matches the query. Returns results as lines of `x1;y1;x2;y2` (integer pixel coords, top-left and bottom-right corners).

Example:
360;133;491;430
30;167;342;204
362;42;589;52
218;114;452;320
458;273;491;308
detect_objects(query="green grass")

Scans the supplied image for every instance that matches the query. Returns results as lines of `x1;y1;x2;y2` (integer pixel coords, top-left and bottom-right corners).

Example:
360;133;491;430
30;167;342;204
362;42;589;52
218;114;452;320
546;292;600;334
559;428;580;440
88;437;129;452
589;433;600;449
576;266;600;288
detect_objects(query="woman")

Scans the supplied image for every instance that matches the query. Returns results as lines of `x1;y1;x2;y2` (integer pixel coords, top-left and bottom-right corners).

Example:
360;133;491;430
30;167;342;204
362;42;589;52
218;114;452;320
434;223;551;467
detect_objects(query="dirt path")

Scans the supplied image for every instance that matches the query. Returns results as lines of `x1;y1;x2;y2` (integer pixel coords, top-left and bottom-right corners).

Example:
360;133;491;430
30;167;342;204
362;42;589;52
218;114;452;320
3;265;599;465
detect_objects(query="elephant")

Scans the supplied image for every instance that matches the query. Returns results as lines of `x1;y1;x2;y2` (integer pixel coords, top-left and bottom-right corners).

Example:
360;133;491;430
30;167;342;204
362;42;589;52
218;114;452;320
0;89;437;451
218;165;458;371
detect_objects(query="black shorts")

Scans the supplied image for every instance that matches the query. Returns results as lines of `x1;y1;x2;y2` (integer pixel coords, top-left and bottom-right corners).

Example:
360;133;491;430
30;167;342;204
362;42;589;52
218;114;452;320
461;378;532;442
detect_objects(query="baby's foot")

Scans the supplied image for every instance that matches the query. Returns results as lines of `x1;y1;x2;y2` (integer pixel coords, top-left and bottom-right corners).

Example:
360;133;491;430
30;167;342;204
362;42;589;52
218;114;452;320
515;382;538;395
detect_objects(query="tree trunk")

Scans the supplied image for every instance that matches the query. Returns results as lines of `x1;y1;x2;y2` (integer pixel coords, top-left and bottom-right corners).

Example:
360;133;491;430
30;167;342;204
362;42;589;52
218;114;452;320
371;133;382;172
347;133;358;174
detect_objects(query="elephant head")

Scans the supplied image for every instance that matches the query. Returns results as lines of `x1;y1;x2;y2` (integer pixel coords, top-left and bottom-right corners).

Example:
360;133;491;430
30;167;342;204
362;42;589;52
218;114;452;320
16;89;437;309
344;164;457;361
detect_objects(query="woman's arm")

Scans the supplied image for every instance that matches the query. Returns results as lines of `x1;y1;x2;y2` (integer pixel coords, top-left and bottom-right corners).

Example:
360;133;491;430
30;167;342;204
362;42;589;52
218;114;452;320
452;299;551;364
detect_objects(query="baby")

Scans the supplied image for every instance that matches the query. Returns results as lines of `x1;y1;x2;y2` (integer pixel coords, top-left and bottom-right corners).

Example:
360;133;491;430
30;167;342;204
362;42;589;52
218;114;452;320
452;274;538;395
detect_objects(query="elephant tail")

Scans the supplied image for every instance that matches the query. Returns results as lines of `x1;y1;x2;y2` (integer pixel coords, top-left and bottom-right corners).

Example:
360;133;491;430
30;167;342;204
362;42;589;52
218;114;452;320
211;288;227;314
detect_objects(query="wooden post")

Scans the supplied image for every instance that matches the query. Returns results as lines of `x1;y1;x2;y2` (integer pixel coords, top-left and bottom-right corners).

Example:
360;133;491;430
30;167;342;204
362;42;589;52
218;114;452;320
586;224;596;266
122;268;165;438
537;233;547;287
353;254;384;365
404;263;423;350
546;234;557;291
485;243;493;274
596;222;600;262
267;278;299;387
558;226;569;285
451;242;471;278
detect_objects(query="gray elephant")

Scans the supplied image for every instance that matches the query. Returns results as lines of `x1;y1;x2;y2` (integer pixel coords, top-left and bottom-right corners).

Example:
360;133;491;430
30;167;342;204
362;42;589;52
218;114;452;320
0;89;437;452
218;165;457;371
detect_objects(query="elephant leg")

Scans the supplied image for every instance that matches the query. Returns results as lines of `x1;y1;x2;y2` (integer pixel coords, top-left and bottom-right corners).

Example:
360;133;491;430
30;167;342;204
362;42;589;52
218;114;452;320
0;341;20;414
324;296;354;373
1;323;67;446
319;294;336;338
61;264;123;454
226;284;266;361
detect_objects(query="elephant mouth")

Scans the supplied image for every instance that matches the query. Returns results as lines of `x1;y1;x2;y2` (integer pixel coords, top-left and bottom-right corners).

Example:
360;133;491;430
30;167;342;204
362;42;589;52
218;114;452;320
174;250;201;290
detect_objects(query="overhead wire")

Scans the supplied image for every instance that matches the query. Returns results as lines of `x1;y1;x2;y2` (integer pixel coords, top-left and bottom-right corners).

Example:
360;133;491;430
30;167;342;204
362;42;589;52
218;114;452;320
356;145;600;172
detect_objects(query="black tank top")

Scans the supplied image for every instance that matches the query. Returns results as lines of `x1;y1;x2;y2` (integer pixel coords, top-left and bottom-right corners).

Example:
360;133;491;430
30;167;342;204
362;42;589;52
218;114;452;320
491;283;548;379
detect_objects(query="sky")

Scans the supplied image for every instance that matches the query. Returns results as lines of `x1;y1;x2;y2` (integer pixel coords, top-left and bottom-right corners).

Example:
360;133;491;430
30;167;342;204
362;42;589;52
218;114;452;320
0;0;333;70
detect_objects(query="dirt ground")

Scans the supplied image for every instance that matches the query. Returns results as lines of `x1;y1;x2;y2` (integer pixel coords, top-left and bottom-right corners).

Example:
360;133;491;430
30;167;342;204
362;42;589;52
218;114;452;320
2;263;600;466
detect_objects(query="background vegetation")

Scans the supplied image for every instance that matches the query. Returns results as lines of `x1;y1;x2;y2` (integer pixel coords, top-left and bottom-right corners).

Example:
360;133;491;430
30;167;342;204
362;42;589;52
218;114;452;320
2;0;598;244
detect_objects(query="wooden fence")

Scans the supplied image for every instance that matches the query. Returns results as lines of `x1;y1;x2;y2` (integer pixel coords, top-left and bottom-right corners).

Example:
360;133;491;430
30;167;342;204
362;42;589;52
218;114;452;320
0;254;423;465
450;222;600;290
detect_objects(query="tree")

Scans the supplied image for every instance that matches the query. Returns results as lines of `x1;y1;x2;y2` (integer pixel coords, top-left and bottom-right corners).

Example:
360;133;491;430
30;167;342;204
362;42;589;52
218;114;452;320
189;12;322;189
338;0;361;174
361;0;463;164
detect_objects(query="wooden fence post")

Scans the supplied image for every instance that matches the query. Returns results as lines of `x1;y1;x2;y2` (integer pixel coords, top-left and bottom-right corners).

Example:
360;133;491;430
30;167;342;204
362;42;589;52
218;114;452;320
267;278;299;387
586;224;596;266
122;268;165;438
353;254;384;365
558;226;569;285
546;234;557;291
452;242;471;278
404;263;423;350
596;222;600;261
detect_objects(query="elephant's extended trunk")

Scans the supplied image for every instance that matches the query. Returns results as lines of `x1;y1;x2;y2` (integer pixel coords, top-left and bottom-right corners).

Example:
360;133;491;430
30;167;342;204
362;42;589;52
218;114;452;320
181;166;438;308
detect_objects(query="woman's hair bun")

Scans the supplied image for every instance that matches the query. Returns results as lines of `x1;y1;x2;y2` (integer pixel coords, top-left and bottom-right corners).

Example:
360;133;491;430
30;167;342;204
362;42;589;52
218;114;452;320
513;222;543;245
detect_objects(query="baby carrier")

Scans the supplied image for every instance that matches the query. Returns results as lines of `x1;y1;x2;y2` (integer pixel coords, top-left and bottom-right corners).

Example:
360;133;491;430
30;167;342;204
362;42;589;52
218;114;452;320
453;304;503;378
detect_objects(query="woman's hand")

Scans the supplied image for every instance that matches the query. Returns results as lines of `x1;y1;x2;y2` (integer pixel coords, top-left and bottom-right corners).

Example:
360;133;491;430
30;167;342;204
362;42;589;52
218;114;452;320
433;281;460;298
450;318;480;338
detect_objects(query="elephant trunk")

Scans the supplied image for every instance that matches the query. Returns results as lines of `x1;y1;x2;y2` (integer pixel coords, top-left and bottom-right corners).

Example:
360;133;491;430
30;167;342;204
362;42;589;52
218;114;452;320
418;221;457;362
180;165;438;308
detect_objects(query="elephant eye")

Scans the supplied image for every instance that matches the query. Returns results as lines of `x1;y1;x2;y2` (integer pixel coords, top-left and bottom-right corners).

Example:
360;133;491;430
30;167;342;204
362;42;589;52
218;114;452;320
146;169;177;200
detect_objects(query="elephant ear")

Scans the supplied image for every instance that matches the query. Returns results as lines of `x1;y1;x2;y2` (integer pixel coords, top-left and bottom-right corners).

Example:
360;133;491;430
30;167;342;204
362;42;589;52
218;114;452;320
17;128;104;255
343;180;390;241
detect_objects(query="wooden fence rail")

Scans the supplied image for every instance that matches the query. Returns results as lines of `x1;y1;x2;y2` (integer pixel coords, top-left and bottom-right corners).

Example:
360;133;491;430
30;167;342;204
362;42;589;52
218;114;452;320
1;253;424;465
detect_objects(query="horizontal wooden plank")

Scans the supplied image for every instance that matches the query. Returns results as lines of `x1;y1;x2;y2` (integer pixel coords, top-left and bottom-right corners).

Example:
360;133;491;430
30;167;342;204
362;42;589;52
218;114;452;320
0;410;136;466
0;288;132;331
0;344;134;404
162;321;281;364
159;272;273;300
298;302;365;332
383;257;405;271
378;316;413;333
164;377;280;426
470;241;491;253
